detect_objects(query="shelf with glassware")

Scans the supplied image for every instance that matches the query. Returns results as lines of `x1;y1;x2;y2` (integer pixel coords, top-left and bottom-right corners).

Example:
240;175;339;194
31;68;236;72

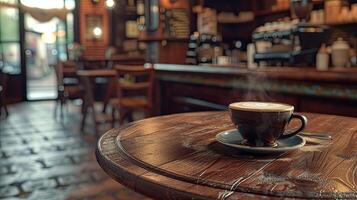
190;0;293;61
216;0;356;29
135;0;191;64
251;0;357;67
186;0;357;68
111;0;147;56
254;0;324;17
253;0;357;26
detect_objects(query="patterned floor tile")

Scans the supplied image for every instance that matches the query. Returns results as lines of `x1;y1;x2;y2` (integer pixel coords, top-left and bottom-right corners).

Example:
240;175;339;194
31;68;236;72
0;101;150;200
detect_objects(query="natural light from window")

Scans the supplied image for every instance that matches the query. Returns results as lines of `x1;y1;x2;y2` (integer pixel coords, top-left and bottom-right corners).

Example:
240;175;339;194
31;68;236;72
20;0;75;10
0;0;17;4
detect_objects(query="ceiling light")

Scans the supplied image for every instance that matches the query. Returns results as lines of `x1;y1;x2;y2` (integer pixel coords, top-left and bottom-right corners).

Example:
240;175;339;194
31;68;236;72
93;27;102;38
105;0;115;9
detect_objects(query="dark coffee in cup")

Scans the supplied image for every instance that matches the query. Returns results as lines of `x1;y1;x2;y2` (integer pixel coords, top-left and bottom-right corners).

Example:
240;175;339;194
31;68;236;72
229;102;307;147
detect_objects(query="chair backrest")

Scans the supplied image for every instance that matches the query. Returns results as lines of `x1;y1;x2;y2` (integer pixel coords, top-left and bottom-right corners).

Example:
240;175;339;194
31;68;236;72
110;55;146;66
114;64;155;107
79;57;107;70
55;61;79;87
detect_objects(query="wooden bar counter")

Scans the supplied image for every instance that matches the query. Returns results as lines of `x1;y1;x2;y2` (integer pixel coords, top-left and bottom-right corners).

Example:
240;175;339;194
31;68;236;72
154;64;357;117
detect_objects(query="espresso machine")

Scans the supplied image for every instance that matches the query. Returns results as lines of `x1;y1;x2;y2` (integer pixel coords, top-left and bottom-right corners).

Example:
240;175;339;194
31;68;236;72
253;0;330;66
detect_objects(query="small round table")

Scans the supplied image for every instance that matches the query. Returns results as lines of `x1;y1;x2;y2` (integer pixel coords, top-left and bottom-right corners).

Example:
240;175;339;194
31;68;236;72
96;112;357;199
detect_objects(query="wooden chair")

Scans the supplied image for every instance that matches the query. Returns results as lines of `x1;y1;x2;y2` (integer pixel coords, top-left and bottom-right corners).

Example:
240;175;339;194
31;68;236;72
104;55;145;108
54;61;83;118
78;69;117;137
0;70;9;117
110;65;155;126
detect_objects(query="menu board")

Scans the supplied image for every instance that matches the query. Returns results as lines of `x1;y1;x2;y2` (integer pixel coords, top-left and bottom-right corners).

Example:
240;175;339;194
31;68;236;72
164;9;190;38
198;8;217;35
125;20;139;38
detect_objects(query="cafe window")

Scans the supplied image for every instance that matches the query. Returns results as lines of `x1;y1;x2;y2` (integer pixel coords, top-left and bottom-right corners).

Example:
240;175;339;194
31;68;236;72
66;12;74;46
65;0;75;60
21;0;75;62
0;0;17;4
20;0;64;9
0;2;21;74
57;21;67;61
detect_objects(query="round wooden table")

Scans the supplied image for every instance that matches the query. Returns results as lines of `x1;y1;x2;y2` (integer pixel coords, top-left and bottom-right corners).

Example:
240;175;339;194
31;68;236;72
96;112;357;199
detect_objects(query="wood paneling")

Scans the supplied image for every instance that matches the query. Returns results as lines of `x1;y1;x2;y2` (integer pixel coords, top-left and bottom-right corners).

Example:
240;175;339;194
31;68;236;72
159;0;190;9
138;0;190;63
159;41;188;64
79;0;109;58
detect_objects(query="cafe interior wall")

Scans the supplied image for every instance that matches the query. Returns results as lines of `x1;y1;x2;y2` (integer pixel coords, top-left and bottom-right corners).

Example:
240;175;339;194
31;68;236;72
79;0;109;58
138;0;191;64
78;0;190;63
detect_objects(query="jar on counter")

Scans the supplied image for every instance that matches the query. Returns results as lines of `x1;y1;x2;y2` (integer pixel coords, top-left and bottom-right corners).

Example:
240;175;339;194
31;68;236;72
331;37;350;67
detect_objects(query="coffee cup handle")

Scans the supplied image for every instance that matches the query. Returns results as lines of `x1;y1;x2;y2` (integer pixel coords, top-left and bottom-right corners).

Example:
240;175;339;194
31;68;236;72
280;113;307;139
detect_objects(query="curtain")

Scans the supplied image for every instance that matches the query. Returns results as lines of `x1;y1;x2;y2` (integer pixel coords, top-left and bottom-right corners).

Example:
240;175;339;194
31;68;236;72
20;4;69;22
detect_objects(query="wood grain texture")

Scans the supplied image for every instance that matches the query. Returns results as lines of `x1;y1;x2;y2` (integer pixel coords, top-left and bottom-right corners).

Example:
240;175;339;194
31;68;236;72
96;112;357;199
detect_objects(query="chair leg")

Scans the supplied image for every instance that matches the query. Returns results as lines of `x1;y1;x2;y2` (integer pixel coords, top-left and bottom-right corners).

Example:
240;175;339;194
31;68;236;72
54;100;58;118
119;109;129;125
4;103;8;117
90;105;99;138
128;112;134;122
102;79;114;114
81;100;86;114
65;101;69;118
0;95;9;117
60;100;65;119
111;107;116;128
81;105;88;131
144;108;152;118
102;104;107;114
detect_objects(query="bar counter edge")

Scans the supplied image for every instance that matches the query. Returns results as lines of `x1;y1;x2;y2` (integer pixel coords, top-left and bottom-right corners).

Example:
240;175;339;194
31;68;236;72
153;64;357;117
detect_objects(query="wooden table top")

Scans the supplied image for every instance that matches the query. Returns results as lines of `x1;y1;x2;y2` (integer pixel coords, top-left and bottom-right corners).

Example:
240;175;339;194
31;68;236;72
96;112;357;200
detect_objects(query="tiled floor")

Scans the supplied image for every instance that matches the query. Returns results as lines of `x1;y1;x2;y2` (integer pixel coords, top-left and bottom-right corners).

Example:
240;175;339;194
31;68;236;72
0;101;151;200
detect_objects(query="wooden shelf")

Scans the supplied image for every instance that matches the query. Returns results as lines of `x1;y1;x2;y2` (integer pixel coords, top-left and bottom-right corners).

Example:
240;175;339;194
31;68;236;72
325;21;357;26
309;21;357;27
255;0;324;17
255;8;290;17
138;36;189;42
218;20;254;25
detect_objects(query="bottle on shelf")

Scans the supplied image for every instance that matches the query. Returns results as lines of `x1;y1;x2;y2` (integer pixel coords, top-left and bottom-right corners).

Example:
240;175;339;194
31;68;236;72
316;43;329;71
